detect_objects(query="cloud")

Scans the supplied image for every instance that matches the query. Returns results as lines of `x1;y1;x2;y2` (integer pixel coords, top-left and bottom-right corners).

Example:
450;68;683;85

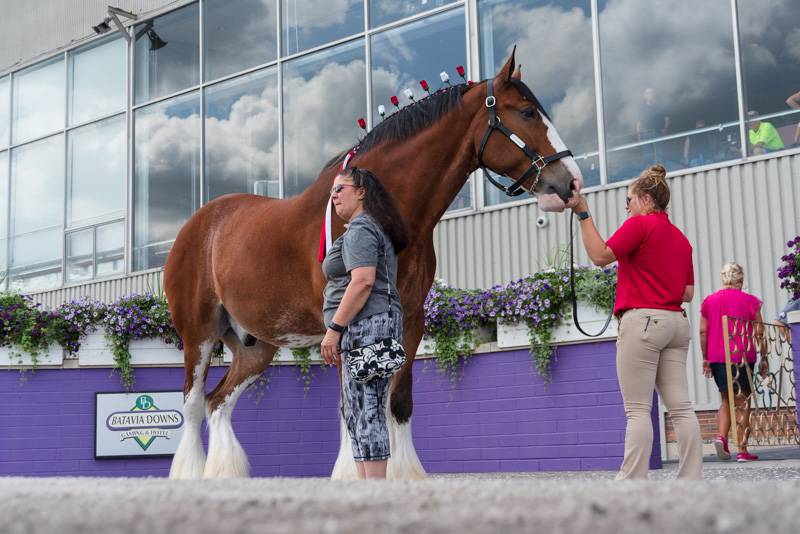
284;0;360;30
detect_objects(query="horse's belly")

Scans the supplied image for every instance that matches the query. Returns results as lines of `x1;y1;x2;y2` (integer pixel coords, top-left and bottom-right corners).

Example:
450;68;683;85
268;333;325;348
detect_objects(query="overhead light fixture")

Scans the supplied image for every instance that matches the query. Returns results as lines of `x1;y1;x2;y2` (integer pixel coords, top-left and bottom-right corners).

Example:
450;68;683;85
147;29;168;51
92;17;113;35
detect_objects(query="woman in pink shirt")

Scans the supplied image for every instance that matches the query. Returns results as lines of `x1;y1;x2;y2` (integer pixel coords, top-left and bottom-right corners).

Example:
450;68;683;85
700;263;765;462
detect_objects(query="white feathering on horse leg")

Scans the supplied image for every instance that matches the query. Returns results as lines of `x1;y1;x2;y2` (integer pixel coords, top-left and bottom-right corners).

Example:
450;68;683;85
169;341;213;480
203;375;258;479
330;411;358;480
386;401;427;480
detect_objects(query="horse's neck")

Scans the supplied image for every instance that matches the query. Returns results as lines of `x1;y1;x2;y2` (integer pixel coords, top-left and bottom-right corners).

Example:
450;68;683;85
358;109;479;236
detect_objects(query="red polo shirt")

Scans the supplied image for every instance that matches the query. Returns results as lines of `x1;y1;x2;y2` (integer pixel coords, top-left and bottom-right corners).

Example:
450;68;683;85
606;212;694;317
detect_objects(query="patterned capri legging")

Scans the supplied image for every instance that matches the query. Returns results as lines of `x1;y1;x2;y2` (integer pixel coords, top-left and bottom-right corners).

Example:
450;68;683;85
340;311;403;462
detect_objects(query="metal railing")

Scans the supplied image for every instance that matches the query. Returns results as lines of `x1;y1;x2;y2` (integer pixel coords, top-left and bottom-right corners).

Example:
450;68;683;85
722;315;798;449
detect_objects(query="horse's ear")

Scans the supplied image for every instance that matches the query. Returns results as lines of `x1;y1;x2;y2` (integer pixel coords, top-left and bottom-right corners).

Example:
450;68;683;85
511;64;522;81
496;46;517;82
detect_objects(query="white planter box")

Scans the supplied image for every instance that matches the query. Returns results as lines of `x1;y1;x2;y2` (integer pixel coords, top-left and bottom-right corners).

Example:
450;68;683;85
78;329;184;366
0;344;63;367
223;346;323;364
416;326;493;356
497;303;618;349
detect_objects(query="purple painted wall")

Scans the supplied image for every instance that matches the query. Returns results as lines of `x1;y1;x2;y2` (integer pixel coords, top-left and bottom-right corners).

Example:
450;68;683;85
0;340;661;477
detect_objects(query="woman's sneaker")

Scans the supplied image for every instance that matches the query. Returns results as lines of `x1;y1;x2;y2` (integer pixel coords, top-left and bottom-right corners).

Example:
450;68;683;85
714;436;731;460
736;452;759;462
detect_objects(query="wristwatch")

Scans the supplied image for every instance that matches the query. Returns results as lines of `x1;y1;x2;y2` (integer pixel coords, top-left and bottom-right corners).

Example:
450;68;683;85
328;321;346;333
576;211;591;221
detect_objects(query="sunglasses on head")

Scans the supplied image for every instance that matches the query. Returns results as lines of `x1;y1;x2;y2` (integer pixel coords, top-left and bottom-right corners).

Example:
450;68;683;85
330;183;358;195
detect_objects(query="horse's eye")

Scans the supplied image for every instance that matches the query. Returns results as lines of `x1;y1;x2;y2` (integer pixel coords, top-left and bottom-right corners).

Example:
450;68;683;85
520;108;537;120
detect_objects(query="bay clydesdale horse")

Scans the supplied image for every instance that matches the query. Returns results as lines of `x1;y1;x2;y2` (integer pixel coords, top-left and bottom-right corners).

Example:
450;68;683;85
165;50;583;479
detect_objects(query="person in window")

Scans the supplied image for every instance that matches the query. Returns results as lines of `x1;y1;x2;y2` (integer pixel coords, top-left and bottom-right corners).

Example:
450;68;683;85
784;91;800;147
320;167;409;480
682;119;714;167
747;110;784;155
569;164;702;480
699;263;766;463
636;87;671;142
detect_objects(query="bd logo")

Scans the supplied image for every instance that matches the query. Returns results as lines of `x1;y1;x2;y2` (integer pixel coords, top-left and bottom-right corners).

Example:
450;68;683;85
106;394;184;451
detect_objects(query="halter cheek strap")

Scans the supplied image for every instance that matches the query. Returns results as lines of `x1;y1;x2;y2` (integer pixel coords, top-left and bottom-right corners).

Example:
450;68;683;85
478;77;573;197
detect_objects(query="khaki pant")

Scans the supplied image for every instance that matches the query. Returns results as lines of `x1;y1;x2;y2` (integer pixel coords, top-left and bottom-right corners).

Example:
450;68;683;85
616;308;703;480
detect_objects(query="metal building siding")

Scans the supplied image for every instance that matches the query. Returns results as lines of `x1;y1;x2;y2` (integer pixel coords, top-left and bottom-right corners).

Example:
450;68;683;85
433;154;800;408
30;271;163;309
0;0;182;73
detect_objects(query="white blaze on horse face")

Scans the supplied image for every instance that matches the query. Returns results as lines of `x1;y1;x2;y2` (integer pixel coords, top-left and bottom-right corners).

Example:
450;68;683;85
540;112;584;188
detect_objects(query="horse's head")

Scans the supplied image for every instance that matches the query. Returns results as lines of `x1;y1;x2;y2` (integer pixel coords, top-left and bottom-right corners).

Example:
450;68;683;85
473;49;583;212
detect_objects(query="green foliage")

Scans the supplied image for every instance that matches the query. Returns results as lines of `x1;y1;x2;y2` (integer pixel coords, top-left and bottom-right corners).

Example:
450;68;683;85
291;347;313;395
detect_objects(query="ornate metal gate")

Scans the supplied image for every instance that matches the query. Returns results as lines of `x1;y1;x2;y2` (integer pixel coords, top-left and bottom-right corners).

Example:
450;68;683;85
722;316;798;449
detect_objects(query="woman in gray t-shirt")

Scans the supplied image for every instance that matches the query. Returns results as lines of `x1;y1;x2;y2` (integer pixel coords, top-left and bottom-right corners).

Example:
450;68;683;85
320;167;409;479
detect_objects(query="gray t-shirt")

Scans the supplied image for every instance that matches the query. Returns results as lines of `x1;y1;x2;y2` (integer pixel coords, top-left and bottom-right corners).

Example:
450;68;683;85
777;297;800;324
322;213;402;327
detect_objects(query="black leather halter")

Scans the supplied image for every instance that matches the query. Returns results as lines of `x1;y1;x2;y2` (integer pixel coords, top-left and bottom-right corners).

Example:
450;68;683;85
477;77;574;197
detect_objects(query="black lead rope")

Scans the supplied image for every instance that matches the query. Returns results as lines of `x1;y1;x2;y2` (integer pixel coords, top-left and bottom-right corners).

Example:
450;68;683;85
569;212;615;337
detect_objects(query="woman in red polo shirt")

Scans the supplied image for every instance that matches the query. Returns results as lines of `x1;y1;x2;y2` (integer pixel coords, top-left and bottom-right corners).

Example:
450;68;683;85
570;164;702;480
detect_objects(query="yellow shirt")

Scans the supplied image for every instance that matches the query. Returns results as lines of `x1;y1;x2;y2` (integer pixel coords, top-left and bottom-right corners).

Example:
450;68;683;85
748;121;785;151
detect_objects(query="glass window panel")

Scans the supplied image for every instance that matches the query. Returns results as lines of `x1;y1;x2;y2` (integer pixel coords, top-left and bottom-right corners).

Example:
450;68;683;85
68;115;126;227
134;3;200;104
96;221;124;277
479;0;598;207
69;37;126;125
738;2;800;155
370;0;456;28
0;151;7;286
205;68;279;201
0;77;9;148
9;135;64;290
599;0;738;182
281;0;363;56
66;228;93;283
282;40;365;197
0;151;8;240
12;57;65;144
204;0;278;81
134;92;200;271
371;8;470;211
8;229;62;291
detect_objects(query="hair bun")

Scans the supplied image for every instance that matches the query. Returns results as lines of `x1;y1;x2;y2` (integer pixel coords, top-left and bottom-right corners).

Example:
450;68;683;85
648;164;666;180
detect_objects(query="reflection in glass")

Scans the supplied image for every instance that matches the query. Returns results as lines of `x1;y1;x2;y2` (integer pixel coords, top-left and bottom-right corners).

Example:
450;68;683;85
12;58;65;144
738;2;800;154
205;68;279;201
0;77;9;148
282;41;365;197
68;116;126;227
479;0;598;205
599;0;738;181
9;135;64;290
371;8;470;211
370;0;456;28
96;221;124;277
134;92;200;271
281;0;363;56
66;228;93;283
69;37;126;125
134;3;199;104
0;151;7;286
204;0;277;81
